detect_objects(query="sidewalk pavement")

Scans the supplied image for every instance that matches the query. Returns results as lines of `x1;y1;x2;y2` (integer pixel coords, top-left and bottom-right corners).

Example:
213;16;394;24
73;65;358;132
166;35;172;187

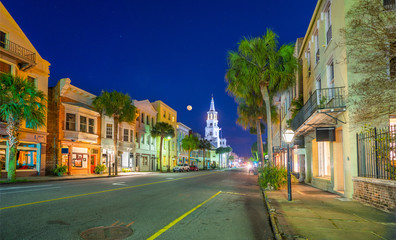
0;171;158;184
264;183;396;240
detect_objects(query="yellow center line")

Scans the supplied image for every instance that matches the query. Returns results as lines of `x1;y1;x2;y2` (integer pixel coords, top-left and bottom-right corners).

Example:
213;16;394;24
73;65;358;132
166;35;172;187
146;191;222;240
0;172;216;211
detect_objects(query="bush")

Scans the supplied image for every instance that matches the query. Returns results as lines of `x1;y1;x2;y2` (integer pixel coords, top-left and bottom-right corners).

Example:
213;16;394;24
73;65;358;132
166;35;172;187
94;164;106;174
258;166;287;190
53;164;67;176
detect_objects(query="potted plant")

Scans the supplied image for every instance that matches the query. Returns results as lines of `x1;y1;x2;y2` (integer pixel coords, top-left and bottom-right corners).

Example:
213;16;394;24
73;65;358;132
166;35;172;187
53;164;67;176
94;164;106;174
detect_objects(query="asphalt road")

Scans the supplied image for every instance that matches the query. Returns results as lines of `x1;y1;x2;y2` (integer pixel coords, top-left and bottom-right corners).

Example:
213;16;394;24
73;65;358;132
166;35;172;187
0;168;274;240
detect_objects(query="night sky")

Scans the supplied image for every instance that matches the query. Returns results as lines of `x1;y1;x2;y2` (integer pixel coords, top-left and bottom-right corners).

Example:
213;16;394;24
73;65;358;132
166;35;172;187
3;0;317;157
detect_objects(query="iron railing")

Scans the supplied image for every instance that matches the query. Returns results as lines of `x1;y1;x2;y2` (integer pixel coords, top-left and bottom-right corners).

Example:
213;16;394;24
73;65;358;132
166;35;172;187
357;126;396;180
384;0;396;10
0;38;36;63
326;25;332;45
291;87;346;131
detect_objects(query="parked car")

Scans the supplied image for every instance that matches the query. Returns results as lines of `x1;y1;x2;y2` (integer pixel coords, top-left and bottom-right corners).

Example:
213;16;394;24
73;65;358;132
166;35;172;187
173;164;190;172
173;165;184;172
189;165;198;171
181;164;190;172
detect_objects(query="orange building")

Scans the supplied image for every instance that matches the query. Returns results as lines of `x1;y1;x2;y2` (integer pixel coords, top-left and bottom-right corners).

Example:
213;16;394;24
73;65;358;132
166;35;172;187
46;78;101;175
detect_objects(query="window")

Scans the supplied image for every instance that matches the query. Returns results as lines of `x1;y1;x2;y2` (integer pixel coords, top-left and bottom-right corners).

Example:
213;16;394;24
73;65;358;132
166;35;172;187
163;111;166;118
88;118;95;134
306;49;311;77
171;116;175;122
66;113;76;131
384;0;396;10
0;31;5;48
80;116;87;132
146;115;149;125
106;124;113;139
130;130;134;142
315;33;320;64
168;113;170;120
0;61;11;74
210;123;213;126
124;129;129;142
141;135;144;143
151;118;154;126
25;121;33;129
141;113;144;123
135;132;138;143
327;60;334;85
325;3;332;44
318;142;330;177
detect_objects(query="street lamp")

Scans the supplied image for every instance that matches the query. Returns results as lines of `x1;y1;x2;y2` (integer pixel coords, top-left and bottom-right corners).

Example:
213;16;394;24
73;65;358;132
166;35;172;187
282;129;295;201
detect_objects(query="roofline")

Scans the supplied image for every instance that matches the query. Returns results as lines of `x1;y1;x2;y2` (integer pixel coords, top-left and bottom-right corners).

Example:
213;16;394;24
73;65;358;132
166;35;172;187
298;0;324;59
152;100;177;114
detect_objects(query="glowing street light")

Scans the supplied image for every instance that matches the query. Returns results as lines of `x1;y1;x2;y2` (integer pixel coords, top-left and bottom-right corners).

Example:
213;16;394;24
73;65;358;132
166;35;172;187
282;129;295;201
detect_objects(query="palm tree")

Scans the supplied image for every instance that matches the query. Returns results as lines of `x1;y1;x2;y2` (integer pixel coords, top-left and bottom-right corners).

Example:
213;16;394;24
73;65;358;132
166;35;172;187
93;90;136;175
182;135;199;166
226;29;298;165
236;95;278;166
198;139;212;169
0;74;47;181
151;122;175;173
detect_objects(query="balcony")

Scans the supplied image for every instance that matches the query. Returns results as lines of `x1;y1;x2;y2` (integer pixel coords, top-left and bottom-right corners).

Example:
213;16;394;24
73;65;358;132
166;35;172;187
0;38;36;71
63;130;99;143
384;0;396;10
291;87;346;134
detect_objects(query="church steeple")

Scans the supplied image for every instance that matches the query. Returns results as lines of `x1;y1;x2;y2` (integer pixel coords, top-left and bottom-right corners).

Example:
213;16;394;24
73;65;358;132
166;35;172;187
209;96;215;111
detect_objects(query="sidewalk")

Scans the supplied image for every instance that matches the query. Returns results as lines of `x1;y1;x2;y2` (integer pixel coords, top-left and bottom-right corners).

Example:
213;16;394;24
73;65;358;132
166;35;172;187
264;183;396;240
0;171;158;184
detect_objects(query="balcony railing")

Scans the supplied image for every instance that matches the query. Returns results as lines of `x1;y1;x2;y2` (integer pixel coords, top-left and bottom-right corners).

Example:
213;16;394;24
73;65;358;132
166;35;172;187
326;25;332;45
384;0;396;10
291;87;346;131
0;38;36;63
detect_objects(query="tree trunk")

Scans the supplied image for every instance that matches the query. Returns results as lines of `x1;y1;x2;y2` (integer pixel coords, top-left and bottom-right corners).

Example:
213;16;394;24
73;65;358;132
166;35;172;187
159;137;163;173
113;117;119;175
188;149;191;166
260;85;273;167
256;119;265;166
6;118;20;181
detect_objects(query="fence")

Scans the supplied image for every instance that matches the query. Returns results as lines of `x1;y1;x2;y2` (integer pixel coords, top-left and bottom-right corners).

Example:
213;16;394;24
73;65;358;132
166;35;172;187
357;125;396;180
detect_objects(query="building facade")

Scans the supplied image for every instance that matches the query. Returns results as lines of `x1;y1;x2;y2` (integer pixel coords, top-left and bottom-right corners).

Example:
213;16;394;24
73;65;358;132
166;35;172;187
47;78;101;175
0;2;50;177
133;100;157;172
176;122;191;165
151;100;177;172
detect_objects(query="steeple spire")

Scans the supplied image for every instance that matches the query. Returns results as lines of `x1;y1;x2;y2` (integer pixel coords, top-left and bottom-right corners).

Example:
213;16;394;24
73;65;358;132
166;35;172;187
209;95;215;111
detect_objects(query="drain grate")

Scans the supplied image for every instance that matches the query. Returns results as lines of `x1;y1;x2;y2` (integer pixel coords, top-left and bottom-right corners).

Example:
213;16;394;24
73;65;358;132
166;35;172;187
80;226;133;240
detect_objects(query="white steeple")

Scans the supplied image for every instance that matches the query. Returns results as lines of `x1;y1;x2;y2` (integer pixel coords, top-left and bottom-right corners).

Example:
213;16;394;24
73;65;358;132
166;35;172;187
205;95;225;148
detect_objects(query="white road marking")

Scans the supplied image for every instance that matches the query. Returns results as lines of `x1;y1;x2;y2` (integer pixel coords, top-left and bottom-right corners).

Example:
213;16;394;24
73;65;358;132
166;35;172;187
0;187;60;194
166;178;174;179
112;182;128;186
0;184;54;191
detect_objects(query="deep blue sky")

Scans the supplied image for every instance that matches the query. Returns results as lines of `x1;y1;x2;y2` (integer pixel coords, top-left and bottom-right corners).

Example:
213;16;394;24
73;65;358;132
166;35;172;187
3;0;316;157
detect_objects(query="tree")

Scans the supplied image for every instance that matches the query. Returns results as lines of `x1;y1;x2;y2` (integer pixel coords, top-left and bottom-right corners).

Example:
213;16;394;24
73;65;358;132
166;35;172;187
236;94;277;166
182;135;199;166
251;141;268;162
226;29;298;165
0;74;47;181
340;0;396;125
224;147;232;167
198;139;212;169
151;122;175;173
93;90;136;175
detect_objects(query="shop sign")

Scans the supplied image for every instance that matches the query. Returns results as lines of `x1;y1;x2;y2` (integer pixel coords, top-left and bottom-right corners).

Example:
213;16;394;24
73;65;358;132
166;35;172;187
72;147;88;154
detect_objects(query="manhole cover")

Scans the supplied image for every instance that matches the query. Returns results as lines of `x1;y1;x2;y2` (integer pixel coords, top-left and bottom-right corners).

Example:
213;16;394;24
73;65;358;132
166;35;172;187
80;226;133;240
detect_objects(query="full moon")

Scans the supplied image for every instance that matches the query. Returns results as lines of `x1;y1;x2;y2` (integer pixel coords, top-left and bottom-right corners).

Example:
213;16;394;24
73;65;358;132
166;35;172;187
187;105;192;111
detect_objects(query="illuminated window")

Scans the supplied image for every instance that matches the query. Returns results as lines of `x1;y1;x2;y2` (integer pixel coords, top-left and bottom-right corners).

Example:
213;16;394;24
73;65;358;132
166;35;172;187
106;124;113;139
88;118;95;134
0;31;6;48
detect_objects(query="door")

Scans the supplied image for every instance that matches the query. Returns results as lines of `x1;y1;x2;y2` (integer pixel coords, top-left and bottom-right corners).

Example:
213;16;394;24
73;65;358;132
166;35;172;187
90;155;96;174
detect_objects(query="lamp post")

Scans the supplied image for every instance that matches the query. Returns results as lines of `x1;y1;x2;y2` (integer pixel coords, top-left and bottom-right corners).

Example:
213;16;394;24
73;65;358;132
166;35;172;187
282;129;295;201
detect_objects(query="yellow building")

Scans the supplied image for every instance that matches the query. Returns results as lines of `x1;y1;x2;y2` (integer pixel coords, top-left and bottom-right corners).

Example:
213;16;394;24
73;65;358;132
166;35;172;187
0;2;50;177
151;100;177;171
289;0;395;200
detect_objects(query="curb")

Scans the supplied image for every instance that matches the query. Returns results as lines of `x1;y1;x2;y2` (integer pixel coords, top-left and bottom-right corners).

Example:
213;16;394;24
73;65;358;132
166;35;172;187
0;174;118;185
261;187;283;240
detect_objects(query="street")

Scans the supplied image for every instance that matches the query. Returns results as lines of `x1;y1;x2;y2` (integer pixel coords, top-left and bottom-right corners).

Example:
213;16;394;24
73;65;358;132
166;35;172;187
0;169;274;240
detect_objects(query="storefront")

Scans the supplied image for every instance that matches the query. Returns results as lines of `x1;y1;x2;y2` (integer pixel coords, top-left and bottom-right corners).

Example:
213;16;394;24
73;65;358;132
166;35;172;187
61;144;100;175
0;129;47;178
